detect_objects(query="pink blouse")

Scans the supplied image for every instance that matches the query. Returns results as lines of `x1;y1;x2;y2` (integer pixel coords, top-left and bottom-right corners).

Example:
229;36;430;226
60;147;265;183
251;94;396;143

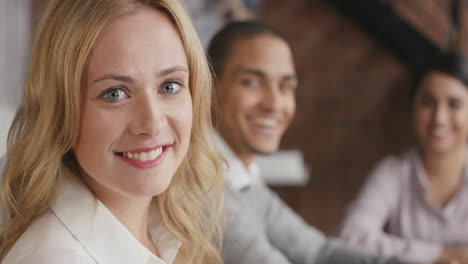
339;149;468;263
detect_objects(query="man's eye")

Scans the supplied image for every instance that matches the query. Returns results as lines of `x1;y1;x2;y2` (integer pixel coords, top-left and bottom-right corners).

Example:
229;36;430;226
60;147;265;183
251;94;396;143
160;82;181;94
101;88;128;102
281;82;297;93
418;96;434;107
241;78;260;87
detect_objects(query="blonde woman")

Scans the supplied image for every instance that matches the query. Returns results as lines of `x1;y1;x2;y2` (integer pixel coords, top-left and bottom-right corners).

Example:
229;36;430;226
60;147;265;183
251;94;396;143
0;0;223;263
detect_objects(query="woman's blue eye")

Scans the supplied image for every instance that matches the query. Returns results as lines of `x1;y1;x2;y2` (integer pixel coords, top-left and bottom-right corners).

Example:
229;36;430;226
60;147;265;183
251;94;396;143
161;82;181;94
102;88;128;102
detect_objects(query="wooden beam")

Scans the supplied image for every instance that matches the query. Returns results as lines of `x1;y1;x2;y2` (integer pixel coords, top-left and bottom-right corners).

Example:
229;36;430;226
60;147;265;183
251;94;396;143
329;0;442;69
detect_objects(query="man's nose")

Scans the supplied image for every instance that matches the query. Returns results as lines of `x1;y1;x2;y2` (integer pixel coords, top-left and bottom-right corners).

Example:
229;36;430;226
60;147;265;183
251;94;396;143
261;85;282;111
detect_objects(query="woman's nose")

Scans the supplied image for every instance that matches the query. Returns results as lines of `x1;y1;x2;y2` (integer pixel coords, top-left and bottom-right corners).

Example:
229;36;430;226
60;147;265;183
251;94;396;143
432;104;449;125
128;95;166;136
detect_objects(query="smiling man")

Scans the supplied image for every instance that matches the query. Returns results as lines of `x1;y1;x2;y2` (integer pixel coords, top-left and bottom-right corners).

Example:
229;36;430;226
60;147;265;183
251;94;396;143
208;21;410;264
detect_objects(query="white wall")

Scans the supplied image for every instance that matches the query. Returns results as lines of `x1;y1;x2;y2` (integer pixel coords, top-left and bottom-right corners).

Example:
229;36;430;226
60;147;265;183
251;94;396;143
0;0;30;156
256;150;309;186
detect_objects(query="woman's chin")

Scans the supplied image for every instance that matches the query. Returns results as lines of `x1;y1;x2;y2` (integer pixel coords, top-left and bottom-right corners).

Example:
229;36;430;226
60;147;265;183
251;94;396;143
424;141;456;155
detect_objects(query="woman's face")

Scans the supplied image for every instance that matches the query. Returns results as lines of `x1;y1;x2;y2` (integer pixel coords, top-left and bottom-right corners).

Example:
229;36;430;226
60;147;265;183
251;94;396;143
414;71;468;155
74;7;192;200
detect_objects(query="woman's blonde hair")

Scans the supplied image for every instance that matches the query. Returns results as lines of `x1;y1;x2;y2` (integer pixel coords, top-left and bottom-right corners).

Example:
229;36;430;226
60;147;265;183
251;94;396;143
0;0;224;263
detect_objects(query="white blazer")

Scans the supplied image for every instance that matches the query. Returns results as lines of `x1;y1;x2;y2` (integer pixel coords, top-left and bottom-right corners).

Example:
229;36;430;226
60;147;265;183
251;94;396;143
3;170;182;264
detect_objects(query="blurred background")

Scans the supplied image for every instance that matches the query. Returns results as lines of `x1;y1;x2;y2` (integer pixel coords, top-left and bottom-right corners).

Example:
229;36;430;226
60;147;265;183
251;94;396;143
1;0;466;235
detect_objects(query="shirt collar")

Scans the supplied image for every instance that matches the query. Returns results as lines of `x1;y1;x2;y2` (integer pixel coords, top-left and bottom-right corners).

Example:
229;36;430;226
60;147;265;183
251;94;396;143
412;149;430;193
52;170;182;264
213;132;261;191
412;148;468;197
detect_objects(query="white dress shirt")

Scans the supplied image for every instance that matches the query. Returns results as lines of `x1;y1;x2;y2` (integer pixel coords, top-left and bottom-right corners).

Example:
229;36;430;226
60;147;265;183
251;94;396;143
3;168;182;264
213;132;261;191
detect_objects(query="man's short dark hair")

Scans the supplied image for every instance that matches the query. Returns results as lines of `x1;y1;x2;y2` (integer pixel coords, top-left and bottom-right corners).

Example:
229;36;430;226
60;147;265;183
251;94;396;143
207;20;287;80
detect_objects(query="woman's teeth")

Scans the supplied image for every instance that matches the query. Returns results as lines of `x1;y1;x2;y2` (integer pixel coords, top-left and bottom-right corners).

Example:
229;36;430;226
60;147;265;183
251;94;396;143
254;118;277;127
122;147;163;162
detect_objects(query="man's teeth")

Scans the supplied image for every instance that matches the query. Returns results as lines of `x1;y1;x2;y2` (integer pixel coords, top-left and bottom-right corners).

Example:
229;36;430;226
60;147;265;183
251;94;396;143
123;147;163;162
431;128;449;137
254;118;277;127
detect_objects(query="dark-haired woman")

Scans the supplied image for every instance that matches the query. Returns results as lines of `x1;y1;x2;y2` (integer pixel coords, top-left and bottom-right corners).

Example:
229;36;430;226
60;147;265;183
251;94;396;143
340;52;468;264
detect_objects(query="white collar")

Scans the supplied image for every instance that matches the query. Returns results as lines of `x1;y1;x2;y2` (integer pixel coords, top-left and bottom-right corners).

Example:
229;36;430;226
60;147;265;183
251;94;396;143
52;170;182;264
213;132;261;191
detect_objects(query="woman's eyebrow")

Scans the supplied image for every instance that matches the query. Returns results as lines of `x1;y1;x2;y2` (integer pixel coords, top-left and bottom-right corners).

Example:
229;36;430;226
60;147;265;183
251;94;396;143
92;65;188;85
157;65;189;78
92;74;135;84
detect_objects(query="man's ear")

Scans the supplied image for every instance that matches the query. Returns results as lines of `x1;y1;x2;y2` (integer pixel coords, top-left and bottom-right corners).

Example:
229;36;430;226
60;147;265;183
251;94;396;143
210;76;222;129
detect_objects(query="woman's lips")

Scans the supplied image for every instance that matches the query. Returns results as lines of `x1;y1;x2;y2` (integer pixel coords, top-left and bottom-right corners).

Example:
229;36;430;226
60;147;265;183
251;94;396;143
115;144;171;169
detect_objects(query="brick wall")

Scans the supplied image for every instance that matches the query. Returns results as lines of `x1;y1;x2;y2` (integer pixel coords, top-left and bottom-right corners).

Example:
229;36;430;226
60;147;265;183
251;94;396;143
261;0;416;234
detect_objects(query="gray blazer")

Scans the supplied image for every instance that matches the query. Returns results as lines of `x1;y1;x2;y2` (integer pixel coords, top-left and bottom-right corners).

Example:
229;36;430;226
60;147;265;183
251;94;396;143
222;181;409;264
